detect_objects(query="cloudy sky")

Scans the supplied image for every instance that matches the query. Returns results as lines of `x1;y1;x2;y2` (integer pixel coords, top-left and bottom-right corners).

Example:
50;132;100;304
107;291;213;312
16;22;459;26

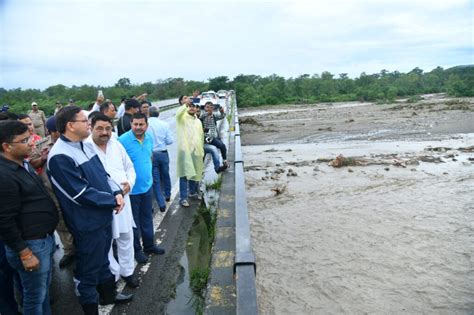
0;0;472;89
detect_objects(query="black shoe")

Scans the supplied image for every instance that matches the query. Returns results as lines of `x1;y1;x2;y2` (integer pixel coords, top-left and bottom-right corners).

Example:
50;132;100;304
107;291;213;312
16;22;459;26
97;279;133;305
216;165;226;173
81;303;98;315
99;292;133;305
58;254;74;268
159;206;166;212
113;292;133;304
135;250;149;264
165;197;171;202
122;274;139;288
144;245;165;255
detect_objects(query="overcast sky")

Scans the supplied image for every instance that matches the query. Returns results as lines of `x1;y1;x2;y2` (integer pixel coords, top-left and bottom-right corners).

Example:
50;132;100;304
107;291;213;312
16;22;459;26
0;0;472;90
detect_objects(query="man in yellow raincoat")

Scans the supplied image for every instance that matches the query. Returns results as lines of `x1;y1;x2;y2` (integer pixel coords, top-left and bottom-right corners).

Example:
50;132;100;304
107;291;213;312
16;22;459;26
176;95;204;207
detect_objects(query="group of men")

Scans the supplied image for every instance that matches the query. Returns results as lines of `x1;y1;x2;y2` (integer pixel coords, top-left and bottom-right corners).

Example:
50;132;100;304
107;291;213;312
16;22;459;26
0;93;228;314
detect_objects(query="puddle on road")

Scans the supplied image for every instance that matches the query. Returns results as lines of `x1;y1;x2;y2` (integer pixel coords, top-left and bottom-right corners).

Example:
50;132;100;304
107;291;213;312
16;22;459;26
165;187;218;314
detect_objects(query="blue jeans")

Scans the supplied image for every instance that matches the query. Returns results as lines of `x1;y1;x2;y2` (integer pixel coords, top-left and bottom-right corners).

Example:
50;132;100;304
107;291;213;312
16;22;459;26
179;177;198;202
210;137;227;160
204;144;221;172
5;234;55;315
130;189;154;252
0;241;19;315
152;151;171;208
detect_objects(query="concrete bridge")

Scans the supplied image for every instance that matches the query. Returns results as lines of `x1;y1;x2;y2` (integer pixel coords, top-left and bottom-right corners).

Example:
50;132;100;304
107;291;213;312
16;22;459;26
50;95;258;314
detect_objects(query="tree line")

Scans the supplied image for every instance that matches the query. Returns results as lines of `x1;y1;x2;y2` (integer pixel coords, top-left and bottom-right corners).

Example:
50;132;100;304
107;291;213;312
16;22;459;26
1;65;472;115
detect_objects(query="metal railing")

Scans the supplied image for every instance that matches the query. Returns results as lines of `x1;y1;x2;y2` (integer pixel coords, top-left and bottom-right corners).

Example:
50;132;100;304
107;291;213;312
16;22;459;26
233;99;259;315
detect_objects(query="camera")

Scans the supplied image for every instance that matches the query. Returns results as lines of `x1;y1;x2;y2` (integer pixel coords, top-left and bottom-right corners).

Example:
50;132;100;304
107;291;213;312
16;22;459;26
205;137;211;144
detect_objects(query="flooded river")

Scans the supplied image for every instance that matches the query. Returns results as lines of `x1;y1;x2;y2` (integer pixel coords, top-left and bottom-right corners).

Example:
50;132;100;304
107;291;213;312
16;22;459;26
243;131;474;314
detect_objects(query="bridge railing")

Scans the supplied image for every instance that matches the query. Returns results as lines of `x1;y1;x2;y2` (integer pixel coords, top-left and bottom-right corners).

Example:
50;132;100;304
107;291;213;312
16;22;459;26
233;99;259;315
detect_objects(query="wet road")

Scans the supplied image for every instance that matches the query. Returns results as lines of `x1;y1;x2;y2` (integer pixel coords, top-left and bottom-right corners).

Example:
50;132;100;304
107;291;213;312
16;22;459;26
50;104;182;315
50;97;230;314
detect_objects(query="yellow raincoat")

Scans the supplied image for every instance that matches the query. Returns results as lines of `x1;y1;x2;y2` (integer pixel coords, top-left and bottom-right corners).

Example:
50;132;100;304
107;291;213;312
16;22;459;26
176;104;204;181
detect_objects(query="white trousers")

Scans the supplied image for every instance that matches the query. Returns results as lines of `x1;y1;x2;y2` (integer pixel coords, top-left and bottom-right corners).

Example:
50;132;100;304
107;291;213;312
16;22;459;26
108;230;135;281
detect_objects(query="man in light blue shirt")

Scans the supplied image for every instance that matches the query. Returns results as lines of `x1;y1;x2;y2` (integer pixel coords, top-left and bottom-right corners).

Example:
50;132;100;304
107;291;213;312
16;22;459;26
119;113;165;264
146;107;173;212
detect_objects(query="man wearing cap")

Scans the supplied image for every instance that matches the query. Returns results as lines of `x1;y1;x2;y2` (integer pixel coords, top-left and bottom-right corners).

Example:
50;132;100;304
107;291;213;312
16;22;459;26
28;102;47;137
54;101;63;115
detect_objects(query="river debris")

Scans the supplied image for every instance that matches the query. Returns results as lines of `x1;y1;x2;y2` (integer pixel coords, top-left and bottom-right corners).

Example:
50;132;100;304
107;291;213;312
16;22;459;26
264;148;278;152
418;156;444;163
271;184;287;195
459;146;474;153
286;160;315;167
239;117;263;126
392;159;407;168
425;146;452;152
329;155;363;167
263;148;293;153
287;169;297;176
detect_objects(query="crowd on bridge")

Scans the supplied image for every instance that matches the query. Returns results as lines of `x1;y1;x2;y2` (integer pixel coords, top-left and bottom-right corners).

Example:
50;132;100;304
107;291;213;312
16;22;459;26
0;90;231;315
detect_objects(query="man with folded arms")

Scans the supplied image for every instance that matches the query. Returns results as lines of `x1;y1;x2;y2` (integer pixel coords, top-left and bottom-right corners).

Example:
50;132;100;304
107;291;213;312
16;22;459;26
0;120;58;314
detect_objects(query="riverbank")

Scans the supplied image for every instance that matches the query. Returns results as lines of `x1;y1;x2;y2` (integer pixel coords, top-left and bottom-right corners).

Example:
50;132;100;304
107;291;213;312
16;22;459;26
240;94;474;314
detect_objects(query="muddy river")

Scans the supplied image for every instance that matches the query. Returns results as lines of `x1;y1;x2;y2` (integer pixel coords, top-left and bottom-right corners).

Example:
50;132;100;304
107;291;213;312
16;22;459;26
240;95;474;314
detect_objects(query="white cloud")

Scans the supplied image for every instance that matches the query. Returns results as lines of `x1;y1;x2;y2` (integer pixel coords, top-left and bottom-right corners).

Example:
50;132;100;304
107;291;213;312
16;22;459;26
0;0;472;89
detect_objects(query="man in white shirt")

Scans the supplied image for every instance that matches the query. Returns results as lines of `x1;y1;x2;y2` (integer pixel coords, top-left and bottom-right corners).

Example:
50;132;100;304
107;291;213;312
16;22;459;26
146;106;173;212
116;98;127;118
87;113;139;288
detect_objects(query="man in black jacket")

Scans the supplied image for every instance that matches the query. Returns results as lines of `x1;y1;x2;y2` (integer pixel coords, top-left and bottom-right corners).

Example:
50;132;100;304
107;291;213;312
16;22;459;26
0;120;58;314
117;99;139;136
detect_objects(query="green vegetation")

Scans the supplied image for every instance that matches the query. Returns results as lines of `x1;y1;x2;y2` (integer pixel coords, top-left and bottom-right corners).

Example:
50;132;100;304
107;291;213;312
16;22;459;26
190;268;210;296
189;268;210;315
188;205;217;315
1;65;472;114
205;176;223;191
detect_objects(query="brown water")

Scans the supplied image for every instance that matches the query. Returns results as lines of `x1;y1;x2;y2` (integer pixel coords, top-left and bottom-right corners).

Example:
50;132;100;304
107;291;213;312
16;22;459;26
243;136;474;314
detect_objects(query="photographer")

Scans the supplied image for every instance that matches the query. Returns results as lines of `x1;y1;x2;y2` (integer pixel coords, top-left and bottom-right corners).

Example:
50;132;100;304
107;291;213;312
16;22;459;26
199;101;228;169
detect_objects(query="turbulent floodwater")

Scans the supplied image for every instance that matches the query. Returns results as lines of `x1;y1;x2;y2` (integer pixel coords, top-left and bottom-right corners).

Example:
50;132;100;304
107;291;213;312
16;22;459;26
243;136;474;314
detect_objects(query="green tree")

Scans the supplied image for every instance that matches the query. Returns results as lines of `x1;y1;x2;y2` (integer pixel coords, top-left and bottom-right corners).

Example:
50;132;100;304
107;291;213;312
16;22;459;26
208;76;229;92
115;77;131;89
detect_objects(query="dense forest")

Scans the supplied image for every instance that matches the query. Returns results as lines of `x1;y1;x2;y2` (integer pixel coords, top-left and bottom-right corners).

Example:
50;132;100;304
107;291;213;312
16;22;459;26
1;65;472;115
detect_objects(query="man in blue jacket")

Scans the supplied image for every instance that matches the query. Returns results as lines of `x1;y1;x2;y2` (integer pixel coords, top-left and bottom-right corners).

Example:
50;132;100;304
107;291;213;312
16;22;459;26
47;106;132;314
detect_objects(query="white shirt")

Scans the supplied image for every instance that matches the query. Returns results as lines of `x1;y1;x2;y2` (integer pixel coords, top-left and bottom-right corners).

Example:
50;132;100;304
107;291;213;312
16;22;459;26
86;136;136;238
117;102;126;118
